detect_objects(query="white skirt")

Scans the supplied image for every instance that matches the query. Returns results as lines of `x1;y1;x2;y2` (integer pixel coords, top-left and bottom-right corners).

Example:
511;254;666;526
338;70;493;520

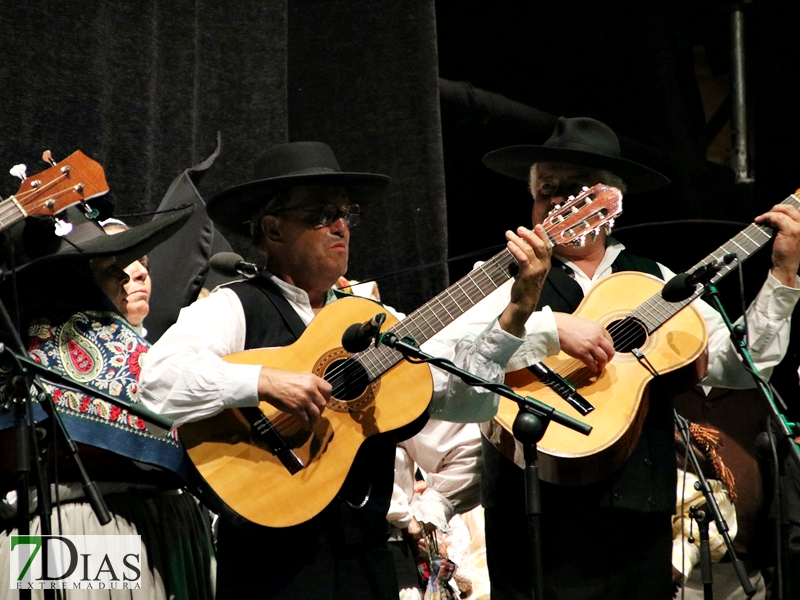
0;486;215;600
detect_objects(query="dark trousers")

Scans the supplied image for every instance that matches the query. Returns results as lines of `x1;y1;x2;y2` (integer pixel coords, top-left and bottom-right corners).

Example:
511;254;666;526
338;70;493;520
484;505;674;600
215;517;398;600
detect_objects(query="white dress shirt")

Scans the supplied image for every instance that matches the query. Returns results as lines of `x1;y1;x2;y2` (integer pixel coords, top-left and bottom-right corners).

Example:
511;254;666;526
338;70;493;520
388;419;482;531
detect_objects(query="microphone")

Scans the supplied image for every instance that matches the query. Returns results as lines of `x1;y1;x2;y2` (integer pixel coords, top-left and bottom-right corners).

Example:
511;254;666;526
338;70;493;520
342;313;387;352
661;254;736;303
209;252;262;278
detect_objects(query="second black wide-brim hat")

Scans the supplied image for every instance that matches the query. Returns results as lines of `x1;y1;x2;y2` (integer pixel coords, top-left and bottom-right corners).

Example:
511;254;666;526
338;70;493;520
482;116;670;194
206;141;392;235
12;204;195;274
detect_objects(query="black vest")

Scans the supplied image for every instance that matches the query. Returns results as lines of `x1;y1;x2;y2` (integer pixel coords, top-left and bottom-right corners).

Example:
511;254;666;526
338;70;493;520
482;250;678;514
228;277;424;543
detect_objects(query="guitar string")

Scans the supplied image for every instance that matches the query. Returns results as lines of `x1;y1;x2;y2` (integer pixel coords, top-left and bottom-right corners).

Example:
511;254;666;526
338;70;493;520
323;194;615;394
547;262;739;381
0;171;78;224
252;255;515;437
326;189;623;393
256;196;794;442
257;190;620;438
0;161;109;223
554;204;788;376
324;204;616;406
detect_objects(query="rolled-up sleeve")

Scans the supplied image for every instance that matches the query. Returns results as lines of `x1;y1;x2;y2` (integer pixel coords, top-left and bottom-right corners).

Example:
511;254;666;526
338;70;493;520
425;319;524;422
422;278;561;422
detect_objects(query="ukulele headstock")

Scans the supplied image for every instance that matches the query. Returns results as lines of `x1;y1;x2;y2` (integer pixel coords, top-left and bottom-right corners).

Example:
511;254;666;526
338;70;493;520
9;150;108;218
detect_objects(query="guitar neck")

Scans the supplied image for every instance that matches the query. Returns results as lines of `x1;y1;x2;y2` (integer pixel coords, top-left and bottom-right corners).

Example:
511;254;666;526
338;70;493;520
0;196;27;232
351;182;624;380
358;248;517;379
393;249;516;344
631;192;800;332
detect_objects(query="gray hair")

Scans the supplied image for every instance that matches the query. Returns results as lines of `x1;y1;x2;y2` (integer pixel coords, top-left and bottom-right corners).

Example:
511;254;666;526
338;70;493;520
529;163;628;195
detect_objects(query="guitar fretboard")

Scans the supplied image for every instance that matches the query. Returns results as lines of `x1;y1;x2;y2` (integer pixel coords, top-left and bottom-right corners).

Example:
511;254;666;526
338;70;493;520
630;193;800;333
356;248;518;379
347;183;623;380
0;197;26;231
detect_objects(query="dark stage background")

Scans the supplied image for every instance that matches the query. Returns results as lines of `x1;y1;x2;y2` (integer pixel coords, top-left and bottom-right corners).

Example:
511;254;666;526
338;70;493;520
1;1;799;405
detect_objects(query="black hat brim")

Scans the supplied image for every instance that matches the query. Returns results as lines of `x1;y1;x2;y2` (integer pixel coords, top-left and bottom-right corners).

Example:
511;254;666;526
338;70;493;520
206;171;392;235
482;146;670;194
15;205;195;273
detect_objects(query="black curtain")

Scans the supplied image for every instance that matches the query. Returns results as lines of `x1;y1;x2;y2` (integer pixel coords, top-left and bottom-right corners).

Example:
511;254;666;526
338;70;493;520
288;0;446;313
0;0;287;222
1;0;445;316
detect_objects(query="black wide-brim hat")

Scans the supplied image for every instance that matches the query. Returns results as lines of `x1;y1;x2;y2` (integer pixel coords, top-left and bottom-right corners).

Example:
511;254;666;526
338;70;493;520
206;141;392;235
11;204;195;274
482;116;670;193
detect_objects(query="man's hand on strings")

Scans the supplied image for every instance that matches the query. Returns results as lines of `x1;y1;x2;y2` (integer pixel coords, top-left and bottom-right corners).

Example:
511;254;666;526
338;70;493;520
553;312;615;372
258;367;330;429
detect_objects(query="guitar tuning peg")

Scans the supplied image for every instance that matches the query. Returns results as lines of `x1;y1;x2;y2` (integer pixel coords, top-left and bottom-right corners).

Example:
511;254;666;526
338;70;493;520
582;186;590;192
603;218;616;234
53;217;73;237
42;150;57;166
571;235;586;247
9;164;27;181
82;202;99;219
567;195;575;201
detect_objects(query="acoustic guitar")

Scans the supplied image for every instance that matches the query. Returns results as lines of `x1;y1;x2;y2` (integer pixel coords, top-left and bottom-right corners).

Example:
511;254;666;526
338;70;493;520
0;150;108;233
489;189;800;487
179;184;623;528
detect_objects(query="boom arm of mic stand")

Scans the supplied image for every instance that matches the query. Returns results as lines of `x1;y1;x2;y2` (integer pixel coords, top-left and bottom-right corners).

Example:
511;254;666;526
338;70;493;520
377;332;592;437
701;282;800;597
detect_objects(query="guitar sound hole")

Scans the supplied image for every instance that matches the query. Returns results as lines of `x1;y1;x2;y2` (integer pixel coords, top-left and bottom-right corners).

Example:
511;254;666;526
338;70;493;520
607;317;648;353
326;358;370;401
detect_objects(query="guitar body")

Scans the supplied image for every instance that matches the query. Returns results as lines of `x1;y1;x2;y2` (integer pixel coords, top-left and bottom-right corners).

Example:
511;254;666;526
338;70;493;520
179;296;433;528
491;272;708;486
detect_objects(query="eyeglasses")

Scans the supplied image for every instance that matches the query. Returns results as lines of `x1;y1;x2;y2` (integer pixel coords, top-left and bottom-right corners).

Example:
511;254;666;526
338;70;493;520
275;203;361;228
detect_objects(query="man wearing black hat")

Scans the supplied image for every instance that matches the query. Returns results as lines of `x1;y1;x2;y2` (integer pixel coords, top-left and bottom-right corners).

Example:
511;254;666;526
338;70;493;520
444;116;800;599
139;141;553;599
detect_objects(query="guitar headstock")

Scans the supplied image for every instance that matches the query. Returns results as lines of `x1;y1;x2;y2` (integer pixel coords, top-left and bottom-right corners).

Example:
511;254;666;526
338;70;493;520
8;150;109;218
542;183;624;247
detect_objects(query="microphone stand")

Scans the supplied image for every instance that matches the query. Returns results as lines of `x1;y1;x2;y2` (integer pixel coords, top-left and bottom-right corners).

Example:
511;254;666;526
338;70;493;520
1;298;174;593
376;331;592;600
702;282;800;598
674;412;755;598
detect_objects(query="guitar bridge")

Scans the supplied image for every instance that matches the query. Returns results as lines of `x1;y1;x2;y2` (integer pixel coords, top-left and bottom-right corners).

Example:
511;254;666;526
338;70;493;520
631;348;659;377
527;362;594;415
240;407;304;474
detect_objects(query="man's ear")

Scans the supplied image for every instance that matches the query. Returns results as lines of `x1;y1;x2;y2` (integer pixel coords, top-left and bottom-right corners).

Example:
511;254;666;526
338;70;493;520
261;215;283;243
